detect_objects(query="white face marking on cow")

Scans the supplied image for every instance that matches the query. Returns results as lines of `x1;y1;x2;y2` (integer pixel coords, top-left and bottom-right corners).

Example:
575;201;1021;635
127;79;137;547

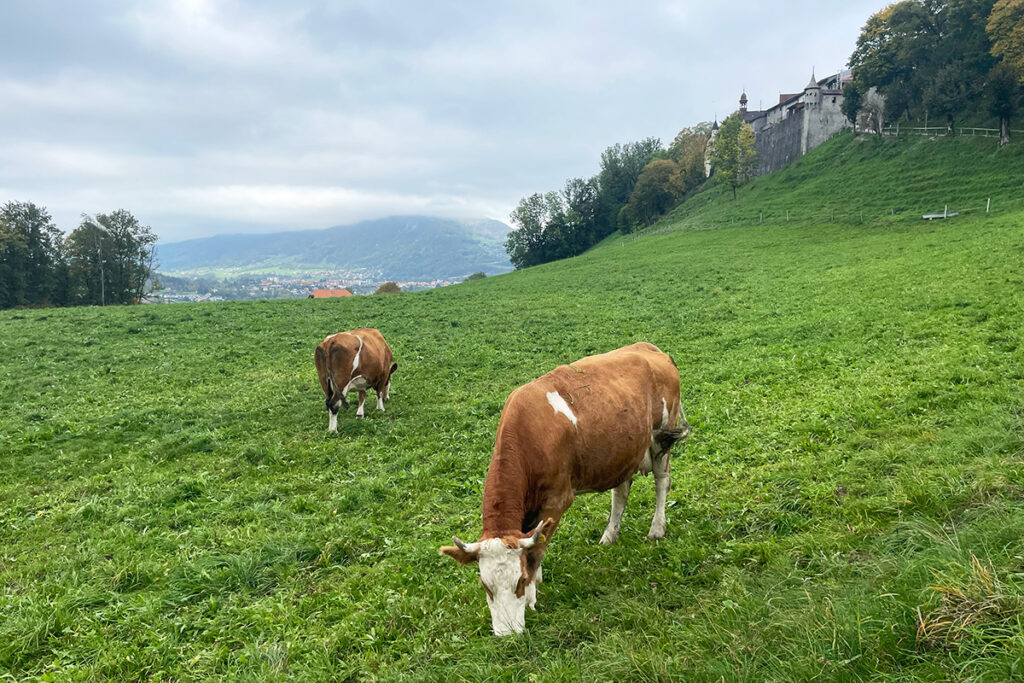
328;411;338;432
661;397;669;430
351;335;364;372
546;391;578;427
477;539;530;636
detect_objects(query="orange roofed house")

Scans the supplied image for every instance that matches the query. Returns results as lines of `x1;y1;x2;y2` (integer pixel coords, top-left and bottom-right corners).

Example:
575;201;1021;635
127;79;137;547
308;288;353;299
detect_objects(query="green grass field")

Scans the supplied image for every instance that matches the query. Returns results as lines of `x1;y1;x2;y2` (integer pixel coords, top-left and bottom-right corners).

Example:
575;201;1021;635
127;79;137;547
3;135;1024;680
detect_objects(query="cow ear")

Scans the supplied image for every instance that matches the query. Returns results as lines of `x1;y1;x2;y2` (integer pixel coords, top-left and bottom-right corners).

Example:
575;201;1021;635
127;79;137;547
440;545;479;564
389;362;398;375
440;536;479;564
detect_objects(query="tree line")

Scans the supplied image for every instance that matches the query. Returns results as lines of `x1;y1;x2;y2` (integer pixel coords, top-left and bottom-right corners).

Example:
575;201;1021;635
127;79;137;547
0;201;158;309
843;0;1024;146
505;125;717;269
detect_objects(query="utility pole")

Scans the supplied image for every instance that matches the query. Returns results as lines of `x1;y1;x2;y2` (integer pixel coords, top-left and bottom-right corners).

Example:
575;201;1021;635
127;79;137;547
81;213;108;306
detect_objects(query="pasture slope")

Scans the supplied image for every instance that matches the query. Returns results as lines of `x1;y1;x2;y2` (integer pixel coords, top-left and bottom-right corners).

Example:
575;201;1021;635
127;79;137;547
3;135;1024;680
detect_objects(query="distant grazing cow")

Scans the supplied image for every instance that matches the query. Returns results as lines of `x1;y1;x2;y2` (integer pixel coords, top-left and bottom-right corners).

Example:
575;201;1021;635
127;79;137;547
440;342;690;636
315;328;397;430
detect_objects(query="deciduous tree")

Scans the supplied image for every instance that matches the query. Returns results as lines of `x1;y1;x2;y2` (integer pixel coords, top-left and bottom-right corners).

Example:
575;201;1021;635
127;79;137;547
505;192;563;269
668;123;712;192
597;138;662;235
0;201;65;308
987;0;1024;80
842;81;863;127
65;210;157;305
710;115;758;200
988;61;1022;145
924;61;977;134
619;159;686;231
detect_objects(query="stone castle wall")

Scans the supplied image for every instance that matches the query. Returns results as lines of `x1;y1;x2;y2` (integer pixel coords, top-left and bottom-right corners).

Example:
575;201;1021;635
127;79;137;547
754;111;803;176
803;96;851;153
752;99;851;177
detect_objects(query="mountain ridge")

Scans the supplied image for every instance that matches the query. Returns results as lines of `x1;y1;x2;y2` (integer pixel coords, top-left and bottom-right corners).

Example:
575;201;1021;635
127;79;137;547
156;215;512;280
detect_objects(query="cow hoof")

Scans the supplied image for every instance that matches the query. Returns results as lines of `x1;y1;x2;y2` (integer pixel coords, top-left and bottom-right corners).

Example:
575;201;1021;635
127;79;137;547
598;533;618;545
647;529;665;541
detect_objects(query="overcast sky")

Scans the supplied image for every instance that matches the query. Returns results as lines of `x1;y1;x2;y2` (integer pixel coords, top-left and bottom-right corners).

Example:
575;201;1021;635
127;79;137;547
0;0;883;243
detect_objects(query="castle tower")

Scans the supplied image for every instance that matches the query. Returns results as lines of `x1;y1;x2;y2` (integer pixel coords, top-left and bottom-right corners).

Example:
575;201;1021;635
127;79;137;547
803;71;820;106
739;91;748;113
705;119;720;177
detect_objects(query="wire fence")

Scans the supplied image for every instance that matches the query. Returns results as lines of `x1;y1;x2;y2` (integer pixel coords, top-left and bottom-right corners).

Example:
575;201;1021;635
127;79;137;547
879;126;1024;138
617;196;1024;246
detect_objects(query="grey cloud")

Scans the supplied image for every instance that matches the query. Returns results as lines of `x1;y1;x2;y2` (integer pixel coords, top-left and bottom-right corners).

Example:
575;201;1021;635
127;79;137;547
0;0;883;243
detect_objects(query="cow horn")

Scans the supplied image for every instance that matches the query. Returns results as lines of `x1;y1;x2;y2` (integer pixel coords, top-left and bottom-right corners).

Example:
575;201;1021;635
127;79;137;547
452;535;479;554
520;519;549;548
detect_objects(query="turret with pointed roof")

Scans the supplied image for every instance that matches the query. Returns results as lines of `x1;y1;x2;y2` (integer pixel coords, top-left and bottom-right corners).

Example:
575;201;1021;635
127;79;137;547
713;68;853;178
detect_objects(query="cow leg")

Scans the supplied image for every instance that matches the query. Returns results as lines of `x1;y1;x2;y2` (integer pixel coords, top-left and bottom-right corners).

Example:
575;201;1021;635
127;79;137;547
599;478;633;545
648;454;671;540
376;388;385;412
384;380;391;402
356;391;366;418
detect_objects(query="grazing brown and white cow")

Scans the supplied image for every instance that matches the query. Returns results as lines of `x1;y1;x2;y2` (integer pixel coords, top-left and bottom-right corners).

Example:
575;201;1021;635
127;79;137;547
440;342;690;636
314;327;397;430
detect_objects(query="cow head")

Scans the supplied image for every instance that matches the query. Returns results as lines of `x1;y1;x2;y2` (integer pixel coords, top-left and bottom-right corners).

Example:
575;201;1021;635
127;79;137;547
440;518;553;636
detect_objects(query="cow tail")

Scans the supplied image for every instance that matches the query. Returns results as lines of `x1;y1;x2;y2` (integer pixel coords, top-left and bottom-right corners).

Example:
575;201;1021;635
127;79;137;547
328;343;349;408
316;345;335;406
655;427;687;452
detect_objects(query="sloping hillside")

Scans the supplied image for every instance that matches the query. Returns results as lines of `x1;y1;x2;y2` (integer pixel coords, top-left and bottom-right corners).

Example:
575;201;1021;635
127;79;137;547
156;216;512;280
600;132;1024;245
3;140;1024;679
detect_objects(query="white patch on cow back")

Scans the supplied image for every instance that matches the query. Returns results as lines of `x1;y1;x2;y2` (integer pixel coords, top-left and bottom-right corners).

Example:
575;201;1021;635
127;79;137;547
546;391;578;427
478;538;530;636
351;335;364;372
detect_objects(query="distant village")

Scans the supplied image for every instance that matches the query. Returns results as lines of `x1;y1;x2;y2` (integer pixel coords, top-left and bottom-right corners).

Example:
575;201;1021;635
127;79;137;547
158;271;461;303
